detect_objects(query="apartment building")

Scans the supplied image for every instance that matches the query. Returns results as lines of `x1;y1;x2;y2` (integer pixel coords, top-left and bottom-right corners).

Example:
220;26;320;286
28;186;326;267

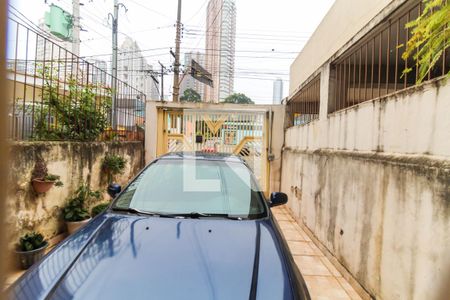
118;37;159;101
204;0;236;103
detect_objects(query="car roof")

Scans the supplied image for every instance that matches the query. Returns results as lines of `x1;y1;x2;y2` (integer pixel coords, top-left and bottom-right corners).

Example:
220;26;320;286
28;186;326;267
158;151;245;163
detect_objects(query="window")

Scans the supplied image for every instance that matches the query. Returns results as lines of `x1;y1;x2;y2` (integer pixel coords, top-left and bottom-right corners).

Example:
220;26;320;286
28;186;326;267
329;0;449;113
113;159;267;218
287;74;320;127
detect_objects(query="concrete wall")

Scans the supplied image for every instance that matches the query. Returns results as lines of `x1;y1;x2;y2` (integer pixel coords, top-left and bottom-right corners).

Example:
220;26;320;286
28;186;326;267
289;0;407;95
281;78;450;299
286;79;450;157
281;149;450;300
6;141;144;247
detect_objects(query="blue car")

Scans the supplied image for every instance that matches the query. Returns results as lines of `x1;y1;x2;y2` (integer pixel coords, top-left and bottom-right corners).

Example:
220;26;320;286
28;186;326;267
9;152;310;300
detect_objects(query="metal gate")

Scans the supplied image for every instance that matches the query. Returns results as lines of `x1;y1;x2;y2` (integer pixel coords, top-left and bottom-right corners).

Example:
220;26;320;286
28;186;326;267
157;109;269;191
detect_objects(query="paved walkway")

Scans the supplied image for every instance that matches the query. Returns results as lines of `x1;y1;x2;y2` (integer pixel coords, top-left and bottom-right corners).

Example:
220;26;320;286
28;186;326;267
272;206;363;300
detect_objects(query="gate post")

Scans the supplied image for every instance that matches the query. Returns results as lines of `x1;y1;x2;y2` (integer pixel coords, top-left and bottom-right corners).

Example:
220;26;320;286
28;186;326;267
145;101;159;164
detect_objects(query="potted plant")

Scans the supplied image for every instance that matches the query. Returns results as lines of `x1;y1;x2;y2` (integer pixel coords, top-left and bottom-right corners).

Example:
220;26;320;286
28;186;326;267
91;203;110;217
15;232;48;269
31;158;63;193
63;185;101;234
101;154;127;183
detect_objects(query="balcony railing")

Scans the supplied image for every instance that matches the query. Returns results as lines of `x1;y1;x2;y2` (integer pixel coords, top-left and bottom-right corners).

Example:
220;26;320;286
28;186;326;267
329;0;450;113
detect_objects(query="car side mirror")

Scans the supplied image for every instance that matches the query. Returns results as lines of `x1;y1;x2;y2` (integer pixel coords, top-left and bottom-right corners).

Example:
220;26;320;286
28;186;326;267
269;192;288;207
107;183;121;199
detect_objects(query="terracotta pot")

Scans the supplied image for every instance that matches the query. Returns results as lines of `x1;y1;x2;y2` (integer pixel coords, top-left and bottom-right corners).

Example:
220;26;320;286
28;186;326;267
31;179;55;193
15;243;48;269
66;218;91;235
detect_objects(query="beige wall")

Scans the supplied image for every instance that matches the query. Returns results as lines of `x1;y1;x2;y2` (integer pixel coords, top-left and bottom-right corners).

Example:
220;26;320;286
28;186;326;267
281;77;450;299
6;141;144;248
289;0;406;95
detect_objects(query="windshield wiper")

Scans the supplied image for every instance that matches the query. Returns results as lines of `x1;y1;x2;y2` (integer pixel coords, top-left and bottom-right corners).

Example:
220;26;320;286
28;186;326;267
175;212;246;220
112;208;247;220
111;207;176;218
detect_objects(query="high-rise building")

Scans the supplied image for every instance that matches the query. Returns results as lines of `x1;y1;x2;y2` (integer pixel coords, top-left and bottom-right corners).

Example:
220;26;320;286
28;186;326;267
180;52;205;100
117;37;158;100
87;59;108;85
273;78;283;104
204;0;236;103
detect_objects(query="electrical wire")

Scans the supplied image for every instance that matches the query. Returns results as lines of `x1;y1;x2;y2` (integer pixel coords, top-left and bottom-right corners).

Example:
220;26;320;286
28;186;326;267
126;0;176;21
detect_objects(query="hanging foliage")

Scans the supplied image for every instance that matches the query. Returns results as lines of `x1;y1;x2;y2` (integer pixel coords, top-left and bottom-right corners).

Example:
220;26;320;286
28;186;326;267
402;0;450;83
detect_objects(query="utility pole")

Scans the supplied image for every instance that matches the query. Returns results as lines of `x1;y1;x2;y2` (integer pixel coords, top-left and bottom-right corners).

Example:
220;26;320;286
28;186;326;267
72;0;81;56
172;0;182;102
111;0;119;129
109;1;127;129
159;61;165;101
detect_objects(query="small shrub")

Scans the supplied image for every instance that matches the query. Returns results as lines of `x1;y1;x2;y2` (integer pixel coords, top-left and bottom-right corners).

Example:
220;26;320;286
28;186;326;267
102;154;127;182
18;232;47;251
91;203;110;217
64;185;101;222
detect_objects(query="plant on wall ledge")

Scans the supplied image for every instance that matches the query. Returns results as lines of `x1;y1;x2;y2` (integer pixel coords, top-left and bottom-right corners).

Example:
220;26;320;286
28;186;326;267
31;157;63;194
15;232;48;269
402;0;450;83
64;184;101;234
101;154;127;183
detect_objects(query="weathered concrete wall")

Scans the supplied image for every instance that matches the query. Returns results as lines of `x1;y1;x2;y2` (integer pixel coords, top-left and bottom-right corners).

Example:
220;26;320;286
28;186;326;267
286;79;450;158
281;78;450;299
6;141;144;246
281;149;450;300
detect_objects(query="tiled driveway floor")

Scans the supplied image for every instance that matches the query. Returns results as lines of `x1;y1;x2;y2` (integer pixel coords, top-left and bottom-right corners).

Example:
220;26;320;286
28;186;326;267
272;206;363;300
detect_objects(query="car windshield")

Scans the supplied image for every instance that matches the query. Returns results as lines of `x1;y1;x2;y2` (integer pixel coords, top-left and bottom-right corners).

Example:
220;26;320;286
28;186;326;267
112;159;267;218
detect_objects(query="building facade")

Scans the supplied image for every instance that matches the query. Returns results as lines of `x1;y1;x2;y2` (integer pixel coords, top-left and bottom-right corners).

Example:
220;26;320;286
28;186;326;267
204;0;236;103
282;0;450;299
272;78;283;104
87;59;108;85
180;52;205;100
117;37;159;101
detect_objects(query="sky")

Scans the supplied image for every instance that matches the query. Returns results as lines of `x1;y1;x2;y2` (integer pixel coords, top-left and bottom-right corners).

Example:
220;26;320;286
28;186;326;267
8;0;335;104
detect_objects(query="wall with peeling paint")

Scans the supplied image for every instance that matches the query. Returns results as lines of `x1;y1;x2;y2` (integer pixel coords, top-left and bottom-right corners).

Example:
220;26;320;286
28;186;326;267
6;141;144;248
281;78;450;299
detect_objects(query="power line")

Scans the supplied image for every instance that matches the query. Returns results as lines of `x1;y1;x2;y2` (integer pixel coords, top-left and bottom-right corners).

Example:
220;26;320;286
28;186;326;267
126;0;175;21
184;0;208;23
186;24;312;35
83;45;299;57
7;6;65;42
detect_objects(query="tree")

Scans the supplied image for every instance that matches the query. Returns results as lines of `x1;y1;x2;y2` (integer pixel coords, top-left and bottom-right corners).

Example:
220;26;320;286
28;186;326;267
180;88;201;102
223;93;254;104
402;0;450;83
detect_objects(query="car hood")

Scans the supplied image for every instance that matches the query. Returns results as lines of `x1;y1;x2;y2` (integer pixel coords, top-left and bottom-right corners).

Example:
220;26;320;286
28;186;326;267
10;214;296;300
